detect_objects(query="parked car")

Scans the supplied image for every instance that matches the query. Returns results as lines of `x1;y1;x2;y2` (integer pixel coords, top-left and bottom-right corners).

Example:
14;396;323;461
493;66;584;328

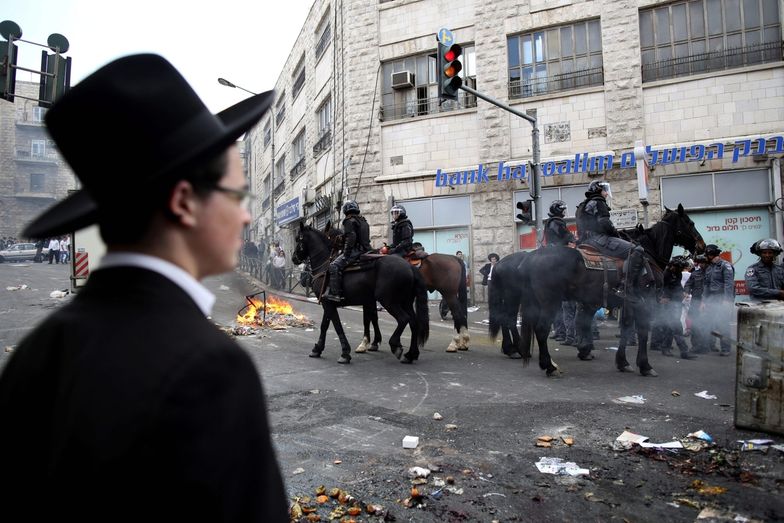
0;242;49;263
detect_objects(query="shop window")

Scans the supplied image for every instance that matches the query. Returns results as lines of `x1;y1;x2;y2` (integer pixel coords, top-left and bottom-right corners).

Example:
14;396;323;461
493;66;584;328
507;19;604;99
640;0;782;82
661;169;771;208
380;46;477;122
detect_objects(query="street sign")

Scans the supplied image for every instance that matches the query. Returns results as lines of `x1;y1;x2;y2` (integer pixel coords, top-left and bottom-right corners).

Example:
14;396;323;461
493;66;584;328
610;208;639;230
437;27;453;45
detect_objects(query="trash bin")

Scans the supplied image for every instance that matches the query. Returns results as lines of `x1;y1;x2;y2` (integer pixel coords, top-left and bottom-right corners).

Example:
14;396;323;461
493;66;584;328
735;302;784;436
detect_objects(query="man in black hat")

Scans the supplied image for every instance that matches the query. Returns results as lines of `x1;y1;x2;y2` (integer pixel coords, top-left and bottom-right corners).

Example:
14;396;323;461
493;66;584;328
0;55;287;522
701;244;735;355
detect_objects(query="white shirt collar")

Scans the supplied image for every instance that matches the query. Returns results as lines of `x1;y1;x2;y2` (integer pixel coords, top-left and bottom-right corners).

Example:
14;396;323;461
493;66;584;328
96;252;216;317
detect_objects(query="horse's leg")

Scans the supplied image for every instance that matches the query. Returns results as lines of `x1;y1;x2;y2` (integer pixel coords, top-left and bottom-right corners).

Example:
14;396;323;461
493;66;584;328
616;305;632;372
310;306;331;358
325;303;352;364
370;307;381;351
536;303;561;376
636;307;657;377
575;304;596;360
381;302;407;360
401;301;419;364
445;293;469;351
355;306;372;353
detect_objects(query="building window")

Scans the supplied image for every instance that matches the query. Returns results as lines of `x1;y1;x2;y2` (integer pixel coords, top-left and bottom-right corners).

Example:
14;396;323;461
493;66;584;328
263;119;271;148
292;56;306;100
32;106;46;122
314;97;332;157
380;46;477;122
315;16;331;62
290;129;306;179
30;173;45;192
31;140;46;158
508;19;604;99
276;95;286;127
661;169;771;208
640;0;782;82
262;175;271;209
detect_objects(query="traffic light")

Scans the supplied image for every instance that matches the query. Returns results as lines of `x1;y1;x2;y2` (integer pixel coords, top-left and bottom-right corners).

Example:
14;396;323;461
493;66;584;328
38;50;71;108
0;39;18;102
516;200;533;224
437;42;462;101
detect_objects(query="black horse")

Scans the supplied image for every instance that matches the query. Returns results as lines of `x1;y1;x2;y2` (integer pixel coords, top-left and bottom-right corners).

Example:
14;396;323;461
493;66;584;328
292;222;429;364
488;251;529;358
518;204;705;377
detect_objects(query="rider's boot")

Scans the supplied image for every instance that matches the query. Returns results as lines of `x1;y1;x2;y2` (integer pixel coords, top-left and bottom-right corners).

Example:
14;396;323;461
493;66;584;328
322;266;343;302
614;247;645;304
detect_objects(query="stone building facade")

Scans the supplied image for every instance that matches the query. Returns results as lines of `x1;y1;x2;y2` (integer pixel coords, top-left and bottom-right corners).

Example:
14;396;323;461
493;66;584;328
0;81;75;239
247;0;784;299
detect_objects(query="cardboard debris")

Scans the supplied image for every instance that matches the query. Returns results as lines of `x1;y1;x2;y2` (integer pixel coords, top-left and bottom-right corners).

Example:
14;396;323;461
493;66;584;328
616;431;649;444
696;507;763;522
537;435;554;442
561;435;574;446
535;441;552;448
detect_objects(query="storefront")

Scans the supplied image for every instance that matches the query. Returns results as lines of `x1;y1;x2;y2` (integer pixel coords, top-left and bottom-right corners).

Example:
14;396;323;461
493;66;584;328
400;195;471;299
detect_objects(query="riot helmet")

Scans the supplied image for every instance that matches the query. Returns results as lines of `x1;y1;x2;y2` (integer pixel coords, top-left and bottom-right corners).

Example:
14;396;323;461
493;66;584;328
342;200;360;215
391;204;407;221
704;244;722;257
587;180;611;198
548;200;567;218
752;238;782;255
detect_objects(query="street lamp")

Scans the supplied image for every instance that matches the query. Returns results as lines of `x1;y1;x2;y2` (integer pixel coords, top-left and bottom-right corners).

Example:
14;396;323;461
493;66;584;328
217;77;257;96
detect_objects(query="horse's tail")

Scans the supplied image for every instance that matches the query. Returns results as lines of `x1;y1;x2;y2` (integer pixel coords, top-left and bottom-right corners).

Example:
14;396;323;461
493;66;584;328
457;259;468;329
412;268;430;347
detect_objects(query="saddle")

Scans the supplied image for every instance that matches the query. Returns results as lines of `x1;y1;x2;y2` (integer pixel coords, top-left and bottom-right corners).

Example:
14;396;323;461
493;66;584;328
403;247;428;267
576;245;625;272
344;252;384;273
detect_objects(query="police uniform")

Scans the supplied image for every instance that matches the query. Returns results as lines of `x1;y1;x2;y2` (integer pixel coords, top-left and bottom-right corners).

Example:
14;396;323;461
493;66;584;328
703;255;735;353
578;194;633;257
745;260;784;301
324;204;371;301
544;216;575;246
684;265;708;352
390;217;414;256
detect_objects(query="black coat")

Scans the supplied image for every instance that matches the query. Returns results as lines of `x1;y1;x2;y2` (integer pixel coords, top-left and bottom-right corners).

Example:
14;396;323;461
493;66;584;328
0;267;288;523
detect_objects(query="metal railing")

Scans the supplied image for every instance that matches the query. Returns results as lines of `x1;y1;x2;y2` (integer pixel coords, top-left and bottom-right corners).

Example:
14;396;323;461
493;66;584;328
313;128;331;156
15;148;58;162
315;24;331;61
238;254;313;296
289;156;305;179
380;93;478;122
508;66;604;99
642;41;783;82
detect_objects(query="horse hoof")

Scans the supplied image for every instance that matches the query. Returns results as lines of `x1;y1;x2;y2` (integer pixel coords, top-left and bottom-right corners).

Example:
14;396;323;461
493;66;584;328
617;365;633;372
445;346;457;353
578;353;594;361
641;368;658;377
337;356;351;364
457;346;469;351
392;346;403;360
400;357;414;364
506;352;522;359
355;347;367;353
369;344;379;352
546;367;561;377
309;350;322;358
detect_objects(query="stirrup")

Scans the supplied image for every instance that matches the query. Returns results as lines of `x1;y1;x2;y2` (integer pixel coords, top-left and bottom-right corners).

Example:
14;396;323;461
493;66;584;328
323;293;342;302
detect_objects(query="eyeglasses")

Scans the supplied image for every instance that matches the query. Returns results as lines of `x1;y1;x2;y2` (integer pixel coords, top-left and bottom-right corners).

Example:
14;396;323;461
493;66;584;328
207;185;255;209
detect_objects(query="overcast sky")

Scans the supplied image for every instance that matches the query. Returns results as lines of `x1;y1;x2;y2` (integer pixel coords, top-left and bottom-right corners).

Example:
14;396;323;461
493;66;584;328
6;0;313;112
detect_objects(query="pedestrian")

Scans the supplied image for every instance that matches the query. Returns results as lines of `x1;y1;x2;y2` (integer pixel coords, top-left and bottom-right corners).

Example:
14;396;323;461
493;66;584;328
34;238;45;263
745;238;784;302
701;244;735;355
48;236;61;263
0;54;287;522
272;246;287;289
479;252;499;302
59;235;69;263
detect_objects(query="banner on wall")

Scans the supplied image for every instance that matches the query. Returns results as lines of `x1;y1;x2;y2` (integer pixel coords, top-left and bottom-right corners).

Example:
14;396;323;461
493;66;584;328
689;208;772;296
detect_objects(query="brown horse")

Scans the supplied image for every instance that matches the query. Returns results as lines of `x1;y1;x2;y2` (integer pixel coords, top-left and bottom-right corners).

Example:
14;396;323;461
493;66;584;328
416;254;470;352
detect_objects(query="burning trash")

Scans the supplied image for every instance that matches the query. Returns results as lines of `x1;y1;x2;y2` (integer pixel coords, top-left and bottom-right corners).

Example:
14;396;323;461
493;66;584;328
236;291;314;331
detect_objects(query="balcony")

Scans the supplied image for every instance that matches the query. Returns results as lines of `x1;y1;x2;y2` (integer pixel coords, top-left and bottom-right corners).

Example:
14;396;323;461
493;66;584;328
508;66;604;100
380;93;478;122
313;129;331;157
15;148;58;164
289;156;305;180
642;41;784;83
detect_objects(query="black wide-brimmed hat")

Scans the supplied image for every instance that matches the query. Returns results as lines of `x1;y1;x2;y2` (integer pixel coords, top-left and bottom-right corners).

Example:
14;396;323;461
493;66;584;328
24;54;274;239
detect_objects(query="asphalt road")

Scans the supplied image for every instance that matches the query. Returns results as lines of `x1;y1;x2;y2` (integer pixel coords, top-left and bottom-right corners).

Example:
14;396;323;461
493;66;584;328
1;262;782;522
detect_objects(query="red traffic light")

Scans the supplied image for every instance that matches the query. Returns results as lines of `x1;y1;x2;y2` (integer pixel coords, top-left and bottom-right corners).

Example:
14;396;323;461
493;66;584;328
445;49;456;61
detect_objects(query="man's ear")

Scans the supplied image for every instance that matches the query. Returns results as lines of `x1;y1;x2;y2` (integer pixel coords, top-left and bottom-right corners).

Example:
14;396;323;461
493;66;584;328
168;180;199;227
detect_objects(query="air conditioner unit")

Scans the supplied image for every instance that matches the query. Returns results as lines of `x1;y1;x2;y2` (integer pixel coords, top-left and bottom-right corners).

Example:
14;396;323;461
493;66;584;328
391;71;415;90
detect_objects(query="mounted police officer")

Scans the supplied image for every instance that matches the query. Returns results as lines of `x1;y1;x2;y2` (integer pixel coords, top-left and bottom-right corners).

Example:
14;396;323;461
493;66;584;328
323;200;371;302
544;200;576;247
745;238;784;302
388;204;414;256
576;180;645;302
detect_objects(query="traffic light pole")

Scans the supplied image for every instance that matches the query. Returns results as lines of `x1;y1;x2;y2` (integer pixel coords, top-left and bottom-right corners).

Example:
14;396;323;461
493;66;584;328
459;84;543;244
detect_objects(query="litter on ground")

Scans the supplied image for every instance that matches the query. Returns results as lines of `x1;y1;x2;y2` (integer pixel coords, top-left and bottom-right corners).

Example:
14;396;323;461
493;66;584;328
694;390;718;400
535;457;589;476
614;395;646;405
